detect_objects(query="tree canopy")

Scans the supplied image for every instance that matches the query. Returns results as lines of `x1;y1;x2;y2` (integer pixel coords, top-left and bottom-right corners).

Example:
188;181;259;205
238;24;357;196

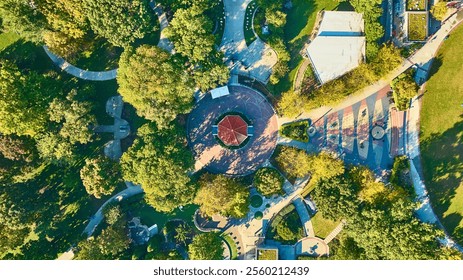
188;232;224;260
194;174;250;218
165;8;215;62
117;45;195;129
83;0;154;47
431;2;448;21
254;167;284;197
120;123;196;212
80;156;122;199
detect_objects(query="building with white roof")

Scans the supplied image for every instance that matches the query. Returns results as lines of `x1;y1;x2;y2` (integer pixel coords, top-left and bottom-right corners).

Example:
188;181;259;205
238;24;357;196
306;11;366;84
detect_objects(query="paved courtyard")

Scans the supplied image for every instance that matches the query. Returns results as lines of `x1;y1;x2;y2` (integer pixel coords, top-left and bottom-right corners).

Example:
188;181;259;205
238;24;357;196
187;85;278;176
283;86;405;173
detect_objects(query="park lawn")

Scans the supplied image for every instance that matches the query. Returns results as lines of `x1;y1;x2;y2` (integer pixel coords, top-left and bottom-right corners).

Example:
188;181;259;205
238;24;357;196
257;249;278;260
407;0;427;11
0;32;20;51
269;0;340;94
408;13;428;41
420;24;463;244
310;212;339;239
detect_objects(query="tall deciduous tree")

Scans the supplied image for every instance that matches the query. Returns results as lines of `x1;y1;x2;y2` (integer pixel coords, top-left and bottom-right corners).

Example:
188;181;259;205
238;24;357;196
83;0;154;47
120;123;196;212
0;0;47;42
254;167;284;197
165;8;215;62
194;174;250;218
0;60;57;136
0;192;32;257
80;156;122;199
275;146;312;179
431;2;448;21
117;45;195;128
188;232;224;260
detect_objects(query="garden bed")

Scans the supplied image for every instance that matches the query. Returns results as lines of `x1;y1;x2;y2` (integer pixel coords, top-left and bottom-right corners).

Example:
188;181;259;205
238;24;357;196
221;233;238;260
280;120;310;142
407;0;427;11
256;248;278;260
408;13;428;41
244;1;258;46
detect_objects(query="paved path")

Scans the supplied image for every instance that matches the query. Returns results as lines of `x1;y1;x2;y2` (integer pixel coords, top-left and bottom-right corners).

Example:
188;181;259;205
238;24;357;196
44;2;173;80
83;182;143;237
293;197;314;237
293;59;311;90
323;220;346;244
43;46;118;81
221;0;277;83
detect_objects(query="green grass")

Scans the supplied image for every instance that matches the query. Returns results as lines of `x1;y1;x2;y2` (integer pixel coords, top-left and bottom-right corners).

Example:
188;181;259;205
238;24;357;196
310;212;339;239
120;194;199;230
420;24;463;244
221;233;238;259
268;0;339;95
0;32;20;52
244;1;258;46
408;13;428;41
407;0;427;11
280;120;309;142
257;249;278;260
206;0;226;46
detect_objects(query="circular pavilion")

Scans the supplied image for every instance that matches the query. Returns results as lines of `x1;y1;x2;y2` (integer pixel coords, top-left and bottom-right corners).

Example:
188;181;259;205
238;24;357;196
187;85;278;176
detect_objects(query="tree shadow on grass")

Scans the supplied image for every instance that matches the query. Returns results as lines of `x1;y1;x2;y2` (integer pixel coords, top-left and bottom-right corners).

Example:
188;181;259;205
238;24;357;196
421;120;463;243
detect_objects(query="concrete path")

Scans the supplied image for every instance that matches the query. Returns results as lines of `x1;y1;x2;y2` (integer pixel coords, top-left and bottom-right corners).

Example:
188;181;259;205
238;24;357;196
221;0;277;83
293;197;314;237
323;220;346;244
83;182;143;237
44;2;173;80
43;46;117;81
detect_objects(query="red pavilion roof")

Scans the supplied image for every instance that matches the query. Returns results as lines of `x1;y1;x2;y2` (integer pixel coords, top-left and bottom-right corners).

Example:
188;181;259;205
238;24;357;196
217;115;248;146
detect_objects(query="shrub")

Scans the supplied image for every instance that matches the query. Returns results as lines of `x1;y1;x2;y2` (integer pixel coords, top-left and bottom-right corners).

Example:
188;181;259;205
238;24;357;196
280;121;309;142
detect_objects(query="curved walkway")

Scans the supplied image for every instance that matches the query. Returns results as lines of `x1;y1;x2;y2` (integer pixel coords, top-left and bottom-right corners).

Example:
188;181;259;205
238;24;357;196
43;46;118;81
83;182;143;237
44;2;173;81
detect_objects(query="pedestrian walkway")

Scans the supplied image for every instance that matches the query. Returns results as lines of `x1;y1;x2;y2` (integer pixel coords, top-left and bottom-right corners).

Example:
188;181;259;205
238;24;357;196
323;220;346;244
293;197;314;237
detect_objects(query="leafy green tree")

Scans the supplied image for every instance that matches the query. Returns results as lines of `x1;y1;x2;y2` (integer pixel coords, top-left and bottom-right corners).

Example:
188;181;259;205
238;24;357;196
174;224;192;246
76;219;130;260
35;132;74;163
275;146;312;179
159;0;217;13
117;45;195;128
349;166;387;204
48;89;96;145
308;152;345;180
278;90;309;118
194;174;250;218
0;192;32;257
371;44;403;76
120;123;196;212
254;167;284;197
194;64;230;92
188;232;224;260
0;60;57;136
431;2;448;21
80;156;122;199
83;0;155;47
391;71;418;110
165;8;215;62
103;205;123;226
0;0;47;42
311;176;360;221
0;134;40;183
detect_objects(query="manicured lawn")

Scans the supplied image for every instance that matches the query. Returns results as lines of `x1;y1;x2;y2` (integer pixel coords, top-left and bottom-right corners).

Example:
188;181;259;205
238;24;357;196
407;0;427;11
0;32;20;51
221;233;238;259
408;13;428;41
244;1;258;46
257;249;278;260
268;0;339;94
421;24;463;244
310;212;339;239
206;0;226;46
280;120;309;142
